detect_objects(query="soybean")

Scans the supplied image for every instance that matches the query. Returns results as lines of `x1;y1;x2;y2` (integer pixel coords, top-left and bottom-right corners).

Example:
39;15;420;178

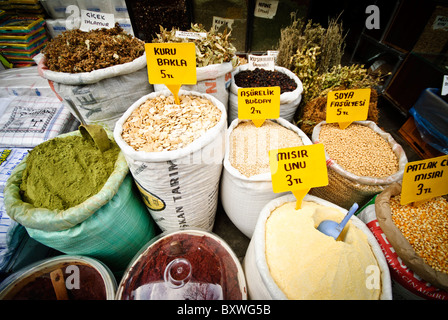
319;123;399;178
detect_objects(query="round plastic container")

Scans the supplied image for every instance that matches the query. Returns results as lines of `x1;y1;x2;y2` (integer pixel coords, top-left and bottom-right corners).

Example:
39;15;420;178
0;255;117;300
116;229;247;300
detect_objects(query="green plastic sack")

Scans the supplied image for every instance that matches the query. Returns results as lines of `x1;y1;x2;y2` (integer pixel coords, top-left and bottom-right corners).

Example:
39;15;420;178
3;131;157;272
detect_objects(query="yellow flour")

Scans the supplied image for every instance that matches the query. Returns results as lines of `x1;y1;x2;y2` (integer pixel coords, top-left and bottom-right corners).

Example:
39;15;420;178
265;201;381;300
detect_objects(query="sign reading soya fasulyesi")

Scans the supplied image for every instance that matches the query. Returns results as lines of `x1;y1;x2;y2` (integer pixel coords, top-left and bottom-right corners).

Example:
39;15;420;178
326;88;371;129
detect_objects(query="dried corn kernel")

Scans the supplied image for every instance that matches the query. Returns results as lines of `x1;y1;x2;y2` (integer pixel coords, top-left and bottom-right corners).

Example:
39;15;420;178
390;195;448;274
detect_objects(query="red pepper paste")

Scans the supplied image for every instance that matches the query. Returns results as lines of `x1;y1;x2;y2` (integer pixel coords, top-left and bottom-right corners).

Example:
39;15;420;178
119;233;243;300
6;263;107;300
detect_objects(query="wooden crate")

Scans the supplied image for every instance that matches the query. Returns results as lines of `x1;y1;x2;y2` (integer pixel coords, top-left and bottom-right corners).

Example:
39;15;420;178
398;116;444;159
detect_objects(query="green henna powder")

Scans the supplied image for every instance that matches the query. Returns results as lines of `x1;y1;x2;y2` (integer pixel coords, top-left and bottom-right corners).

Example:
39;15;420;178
20;135;120;210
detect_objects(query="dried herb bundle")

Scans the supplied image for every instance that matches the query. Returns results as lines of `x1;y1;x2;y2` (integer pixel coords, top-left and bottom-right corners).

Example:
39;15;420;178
43;24;145;73
277;15;346;105
298;64;383;135
152;24;238;67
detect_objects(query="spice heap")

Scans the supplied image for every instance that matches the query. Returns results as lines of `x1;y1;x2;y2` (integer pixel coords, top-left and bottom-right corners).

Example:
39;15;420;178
20;135;120;210
390;194;448;274
234;68;297;94
265;200;381;299
318;123;399;177
229;120;303;177
122;94;222;152
42;23;145;73
152;24;238;67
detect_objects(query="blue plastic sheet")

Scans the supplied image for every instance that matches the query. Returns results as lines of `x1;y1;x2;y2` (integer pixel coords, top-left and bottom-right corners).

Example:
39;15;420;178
409;88;448;154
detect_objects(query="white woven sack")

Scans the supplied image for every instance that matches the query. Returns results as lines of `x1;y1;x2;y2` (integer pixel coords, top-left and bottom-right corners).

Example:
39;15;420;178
36;53;153;131
220;118;311;238
243;193;392;300
312;120;408;186
154;61;233;110
114;90;227;232
228;65;303;124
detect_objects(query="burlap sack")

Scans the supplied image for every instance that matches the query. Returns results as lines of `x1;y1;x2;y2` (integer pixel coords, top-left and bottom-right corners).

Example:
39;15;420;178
375;182;448;292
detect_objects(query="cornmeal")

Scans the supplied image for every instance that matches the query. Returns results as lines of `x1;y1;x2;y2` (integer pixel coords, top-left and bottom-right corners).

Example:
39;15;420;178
265;201;381;300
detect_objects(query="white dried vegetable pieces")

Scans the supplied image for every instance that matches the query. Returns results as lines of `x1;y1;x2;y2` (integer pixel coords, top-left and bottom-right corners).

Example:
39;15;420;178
390;195;448;274
122;94;221;152
229;120;303;177
319;123;399;177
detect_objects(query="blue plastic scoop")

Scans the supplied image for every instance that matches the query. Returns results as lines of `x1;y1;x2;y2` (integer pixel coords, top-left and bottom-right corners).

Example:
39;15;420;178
317;202;359;240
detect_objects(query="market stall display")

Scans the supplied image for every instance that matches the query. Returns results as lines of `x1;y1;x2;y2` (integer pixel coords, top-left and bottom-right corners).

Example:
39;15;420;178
152;24;238;109
243;193;391;300
3;130;157;272
311;121;408;210
0;3;445;303
37;23;152;131
116;229;246;300
220;118;311;238
228;65;302;124
114;90;226;232
357;183;448;300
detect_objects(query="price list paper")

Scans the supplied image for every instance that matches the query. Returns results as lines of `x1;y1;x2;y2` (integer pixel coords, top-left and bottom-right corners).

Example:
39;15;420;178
401;155;448;205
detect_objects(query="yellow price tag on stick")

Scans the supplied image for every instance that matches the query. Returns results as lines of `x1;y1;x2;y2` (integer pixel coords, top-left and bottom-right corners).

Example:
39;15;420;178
401;155;448;205
269;143;328;209
237;87;280;127
326;88;370;129
145;43;197;104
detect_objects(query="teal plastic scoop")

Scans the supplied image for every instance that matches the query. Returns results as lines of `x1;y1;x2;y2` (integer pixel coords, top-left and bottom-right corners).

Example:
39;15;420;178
317;202;359;240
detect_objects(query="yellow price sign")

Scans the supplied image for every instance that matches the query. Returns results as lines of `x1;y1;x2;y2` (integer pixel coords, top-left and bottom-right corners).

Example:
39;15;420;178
145;42;197;104
237;87;280;127
269;143;328;209
401;155;448;205
326;88;371;129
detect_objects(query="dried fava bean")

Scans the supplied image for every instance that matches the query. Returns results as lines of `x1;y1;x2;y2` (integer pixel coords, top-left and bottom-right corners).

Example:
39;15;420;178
122;94;221;152
318;123;399;178
234;68;297;94
390;195;448;274
229;120;303;177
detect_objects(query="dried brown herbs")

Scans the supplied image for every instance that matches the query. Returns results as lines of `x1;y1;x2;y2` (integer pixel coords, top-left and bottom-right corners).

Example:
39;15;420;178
43;24;145;73
152;24;238;68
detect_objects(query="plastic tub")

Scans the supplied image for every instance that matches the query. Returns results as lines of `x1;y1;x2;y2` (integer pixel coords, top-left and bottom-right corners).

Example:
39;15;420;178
116;229;247;300
0;255;117;300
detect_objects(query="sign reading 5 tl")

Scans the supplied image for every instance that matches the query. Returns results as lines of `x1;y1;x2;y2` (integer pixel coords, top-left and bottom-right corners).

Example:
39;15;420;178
145;43;197;85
